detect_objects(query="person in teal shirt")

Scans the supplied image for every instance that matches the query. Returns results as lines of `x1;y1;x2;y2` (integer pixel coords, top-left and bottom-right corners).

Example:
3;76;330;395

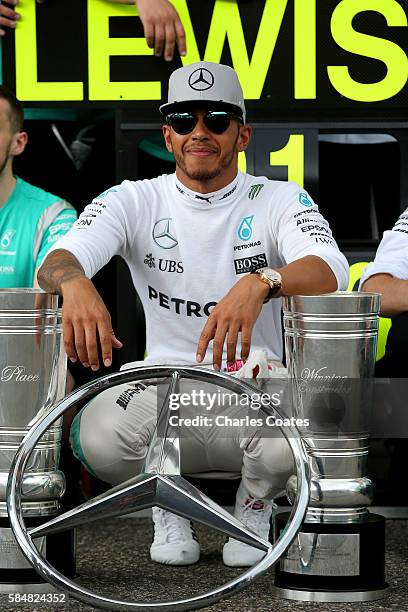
0;86;77;288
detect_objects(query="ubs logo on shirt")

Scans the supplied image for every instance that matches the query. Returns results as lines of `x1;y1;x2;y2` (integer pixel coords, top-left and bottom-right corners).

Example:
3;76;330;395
0;229;16;250
144;253;184;273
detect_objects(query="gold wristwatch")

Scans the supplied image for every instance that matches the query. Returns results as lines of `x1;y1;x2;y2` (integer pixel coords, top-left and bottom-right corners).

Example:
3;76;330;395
251;267;282;302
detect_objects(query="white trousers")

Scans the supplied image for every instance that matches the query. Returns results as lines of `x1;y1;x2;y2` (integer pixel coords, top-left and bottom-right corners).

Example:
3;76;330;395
70;372;294;500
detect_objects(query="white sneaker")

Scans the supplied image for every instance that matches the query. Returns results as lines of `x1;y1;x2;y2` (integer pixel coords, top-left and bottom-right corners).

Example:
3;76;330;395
150;507;200;565
223;483;274;567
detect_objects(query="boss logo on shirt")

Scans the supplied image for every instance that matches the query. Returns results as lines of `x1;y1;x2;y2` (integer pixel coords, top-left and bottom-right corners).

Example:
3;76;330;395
234;253;268;275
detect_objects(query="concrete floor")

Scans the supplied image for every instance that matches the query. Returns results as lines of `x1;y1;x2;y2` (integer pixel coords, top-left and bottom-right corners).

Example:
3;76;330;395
5;517;407;612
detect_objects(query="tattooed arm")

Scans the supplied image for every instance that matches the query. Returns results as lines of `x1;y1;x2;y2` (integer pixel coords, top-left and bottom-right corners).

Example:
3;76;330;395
37;249;85;293
38;249;122;370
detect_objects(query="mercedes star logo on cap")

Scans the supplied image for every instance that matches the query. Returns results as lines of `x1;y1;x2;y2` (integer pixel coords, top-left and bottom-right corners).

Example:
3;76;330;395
152;218;178;249
188;68;214;91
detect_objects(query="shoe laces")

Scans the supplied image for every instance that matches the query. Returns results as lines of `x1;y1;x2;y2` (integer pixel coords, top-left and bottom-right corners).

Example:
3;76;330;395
154;509;194;544
239;497;273;534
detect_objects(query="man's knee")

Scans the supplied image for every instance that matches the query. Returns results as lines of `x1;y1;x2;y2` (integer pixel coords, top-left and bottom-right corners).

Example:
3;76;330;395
69;384;156;485
242;435;294;499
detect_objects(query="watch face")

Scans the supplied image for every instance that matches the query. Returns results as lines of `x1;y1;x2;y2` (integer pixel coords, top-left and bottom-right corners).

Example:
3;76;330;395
259;267;282;283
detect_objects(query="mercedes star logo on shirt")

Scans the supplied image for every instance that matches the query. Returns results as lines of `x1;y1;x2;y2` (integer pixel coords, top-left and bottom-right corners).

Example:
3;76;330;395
152;218;178;249
188;68;214;91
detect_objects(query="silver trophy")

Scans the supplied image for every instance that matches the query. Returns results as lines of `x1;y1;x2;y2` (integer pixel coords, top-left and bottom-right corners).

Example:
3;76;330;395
0;290;74;592
275;292;389;602
7;366;310;609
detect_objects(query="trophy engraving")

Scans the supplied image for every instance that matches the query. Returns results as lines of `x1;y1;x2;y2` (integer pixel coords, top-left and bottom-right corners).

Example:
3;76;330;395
1;366;40;383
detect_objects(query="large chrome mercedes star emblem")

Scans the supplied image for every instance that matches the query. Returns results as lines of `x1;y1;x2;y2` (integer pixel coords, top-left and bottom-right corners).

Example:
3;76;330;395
152;218;178;249
188;68;214;91
7;366;310;611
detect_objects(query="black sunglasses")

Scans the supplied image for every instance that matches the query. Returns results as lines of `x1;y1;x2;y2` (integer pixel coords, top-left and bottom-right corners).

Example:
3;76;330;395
166;110;243;135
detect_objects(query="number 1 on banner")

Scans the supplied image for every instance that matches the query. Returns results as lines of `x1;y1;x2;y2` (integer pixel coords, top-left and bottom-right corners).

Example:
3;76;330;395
269;134;304;187
238;151;247;173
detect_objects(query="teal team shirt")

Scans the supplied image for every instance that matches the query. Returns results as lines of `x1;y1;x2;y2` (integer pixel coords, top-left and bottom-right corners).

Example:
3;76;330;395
0;177;77;288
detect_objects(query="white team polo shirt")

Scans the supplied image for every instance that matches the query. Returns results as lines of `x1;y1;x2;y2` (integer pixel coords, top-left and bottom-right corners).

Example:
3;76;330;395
52;172;348;365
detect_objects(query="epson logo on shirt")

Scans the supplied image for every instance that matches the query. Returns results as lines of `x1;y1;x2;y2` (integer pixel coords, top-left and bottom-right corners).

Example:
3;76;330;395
234;253;268;275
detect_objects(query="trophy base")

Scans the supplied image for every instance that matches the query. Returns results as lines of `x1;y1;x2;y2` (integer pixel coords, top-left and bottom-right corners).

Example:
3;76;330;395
274;512;389;600
272;585;390;602
0;581;57;594
0;516;76;589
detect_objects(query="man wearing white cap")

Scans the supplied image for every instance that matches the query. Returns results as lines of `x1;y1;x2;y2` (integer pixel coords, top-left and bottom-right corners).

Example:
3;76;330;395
38;62;348;567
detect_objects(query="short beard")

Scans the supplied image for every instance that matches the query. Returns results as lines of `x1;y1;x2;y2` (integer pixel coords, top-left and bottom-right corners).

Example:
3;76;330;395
173;132;239;183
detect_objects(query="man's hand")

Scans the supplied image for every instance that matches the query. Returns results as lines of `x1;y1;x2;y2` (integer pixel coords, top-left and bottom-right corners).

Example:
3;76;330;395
109;0;186;61
38;249;122;371
61;277;122;371
0;0;20;37
196;275;269;371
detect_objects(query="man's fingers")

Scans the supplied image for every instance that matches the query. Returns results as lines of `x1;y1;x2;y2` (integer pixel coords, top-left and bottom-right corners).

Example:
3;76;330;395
0;15;19;29
175;19;186;56
63;321;77;363
112;334;123;349
97;321;115;368
226;324;240;365
0;5;19;20
212;323;228;372
143;21;154;48
73;324;89;368
164;23;176;61
154;23;165;56
196;319;216;364
84;322;100;371
240;325;253;362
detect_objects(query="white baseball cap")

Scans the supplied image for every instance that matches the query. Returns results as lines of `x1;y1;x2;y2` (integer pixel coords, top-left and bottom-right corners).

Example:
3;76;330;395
159;61;246;123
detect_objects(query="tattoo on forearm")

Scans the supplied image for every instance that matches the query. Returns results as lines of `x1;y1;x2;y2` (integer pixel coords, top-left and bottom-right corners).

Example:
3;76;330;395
38;250;85;294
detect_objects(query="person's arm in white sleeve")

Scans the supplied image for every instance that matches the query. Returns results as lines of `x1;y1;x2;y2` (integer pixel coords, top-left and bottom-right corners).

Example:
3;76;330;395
272;183;349;292
361;208;408;316
37;184;137;371
196;183;349;371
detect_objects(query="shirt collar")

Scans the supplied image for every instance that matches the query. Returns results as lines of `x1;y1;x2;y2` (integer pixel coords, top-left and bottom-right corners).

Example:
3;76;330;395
173;172;243;206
